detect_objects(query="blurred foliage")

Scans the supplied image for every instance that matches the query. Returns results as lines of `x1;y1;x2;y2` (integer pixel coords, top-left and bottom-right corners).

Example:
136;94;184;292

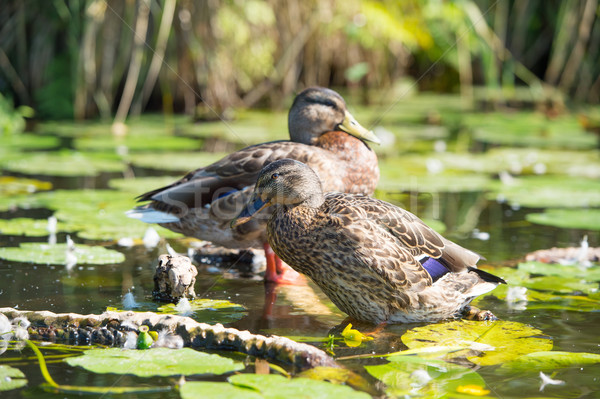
1;0;599;123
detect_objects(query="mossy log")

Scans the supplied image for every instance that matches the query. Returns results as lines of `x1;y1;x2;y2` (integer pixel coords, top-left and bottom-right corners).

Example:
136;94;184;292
0;307;337;371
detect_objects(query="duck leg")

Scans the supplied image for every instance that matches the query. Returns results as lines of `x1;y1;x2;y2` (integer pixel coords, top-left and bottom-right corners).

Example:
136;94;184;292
263;243;304;284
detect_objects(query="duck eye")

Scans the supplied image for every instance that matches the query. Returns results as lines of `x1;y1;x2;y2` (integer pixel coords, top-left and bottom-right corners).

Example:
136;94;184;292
271;173;279;180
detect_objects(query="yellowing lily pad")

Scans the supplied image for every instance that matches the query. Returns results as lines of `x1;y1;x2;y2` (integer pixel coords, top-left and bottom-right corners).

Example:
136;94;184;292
180;374;371;399
401;320;552;366
2;151;125;176
0;176;52;196
526;209;600;231
65;348;243;377
0;243;125;265
365;356;486;398
500;351;600;371
157;299;247;324
129;152;229;172
0;365;27;391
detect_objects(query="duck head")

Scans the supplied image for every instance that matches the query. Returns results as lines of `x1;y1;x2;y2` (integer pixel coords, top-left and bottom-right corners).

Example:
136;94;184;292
231;159;324;228
288;87;380;145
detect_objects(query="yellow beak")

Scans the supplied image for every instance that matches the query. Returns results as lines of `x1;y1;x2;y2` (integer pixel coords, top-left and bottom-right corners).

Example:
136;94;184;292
338;110;380;144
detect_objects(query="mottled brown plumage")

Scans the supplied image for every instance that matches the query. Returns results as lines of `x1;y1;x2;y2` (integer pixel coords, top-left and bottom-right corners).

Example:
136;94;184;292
233;159;505;324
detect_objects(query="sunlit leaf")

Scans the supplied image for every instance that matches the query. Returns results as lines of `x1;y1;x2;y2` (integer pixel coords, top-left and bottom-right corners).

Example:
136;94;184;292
108;176;181;193
2;151;125;176
0;243;125;265
157;299;247;324
129;151;230;172
3;133;60;150
0;176;52;196
524;275;598;294
0;365;27;391
526;209;600;231
65;348;243;377
518;262;600;282
74;134;200;152
0;218;55;236
500;351;600;371
401;320;552;366
365;355;486;398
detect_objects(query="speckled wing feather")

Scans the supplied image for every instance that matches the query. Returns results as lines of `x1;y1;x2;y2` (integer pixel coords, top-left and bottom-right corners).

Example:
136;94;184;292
137;141;346;212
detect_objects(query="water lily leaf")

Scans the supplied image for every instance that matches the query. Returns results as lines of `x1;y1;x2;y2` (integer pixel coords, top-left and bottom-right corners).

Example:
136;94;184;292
488;176;600;208
129;152;229;172
74;134;200;152
298;366;374;394
479;266;530;286
365;355;487;398
526;209;600;231
2;151;125;176
380;172;492;194
181;374;371;399
518;262;600;282
108;176;182;194
0;365;27;391
65;347;243;377
500;351;600;371
157;299;247;324
0;176;52;196
0;243;125;265
523;275;598;294
401;320;552;366
0;218;57;236
3;133;60;150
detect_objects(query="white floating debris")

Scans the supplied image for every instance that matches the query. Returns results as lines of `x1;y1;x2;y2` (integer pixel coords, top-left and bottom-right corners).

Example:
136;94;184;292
433;139;447;153
425;158;444;174
175;297;193;317
410;369;432;387
123;332;138;349
155;329;184;349
143;227;161;249
471;229;490;241
539;371;565;391
576;235;592;268
506;286;528;310
65;236;77;270
533;162;547;175
47;216;57;234
498;171;515;185
122;292;139;309
118;237;135;247
66;235;76;251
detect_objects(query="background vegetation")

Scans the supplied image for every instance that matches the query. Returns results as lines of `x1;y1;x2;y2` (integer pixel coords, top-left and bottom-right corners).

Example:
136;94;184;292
1;0;599;125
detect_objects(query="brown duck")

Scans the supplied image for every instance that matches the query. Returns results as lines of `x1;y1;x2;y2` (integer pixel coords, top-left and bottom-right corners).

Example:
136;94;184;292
232;159;505;324
128;87;380;283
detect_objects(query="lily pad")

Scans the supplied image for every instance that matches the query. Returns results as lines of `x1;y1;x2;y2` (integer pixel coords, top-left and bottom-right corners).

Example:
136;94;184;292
74;134;201;153
524;275;598;295
180;374;371;399
518;261;600;282
0;218;56;236
0;365;27;391
526;209;600;231
2;151;125;176
0;176;52;196
489;176;600;208
157;299;247;324
500;351;600;371
401;320;552;366
365;356;487;398
108;176;181;194
3;133;60;150
129;151;228;172
65;347;243;377
0;243;125;265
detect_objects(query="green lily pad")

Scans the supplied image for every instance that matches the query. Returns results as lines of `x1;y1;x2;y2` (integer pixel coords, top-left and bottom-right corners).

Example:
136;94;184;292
66;348;243;377
365;355;487;398
74;134;201;153
489;176;600;208
0;176;52;196
129;151;228;172
0;365;27;391
0;243;125;265
180;374;371;399
2;151;125;176
523;275;598;294
0;218;57;236
500;351;600;371
526;209;600;231
464;111;596;149
3;133;60;150
518;262;600;282
401;320;552;366
108;176;181;194
157;299;247;324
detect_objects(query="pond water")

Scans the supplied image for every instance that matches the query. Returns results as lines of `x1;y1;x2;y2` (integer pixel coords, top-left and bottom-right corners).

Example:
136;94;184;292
1;96;600;398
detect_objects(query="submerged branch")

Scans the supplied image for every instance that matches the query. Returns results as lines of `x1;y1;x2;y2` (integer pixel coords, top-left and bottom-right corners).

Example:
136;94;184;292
0;307;338;371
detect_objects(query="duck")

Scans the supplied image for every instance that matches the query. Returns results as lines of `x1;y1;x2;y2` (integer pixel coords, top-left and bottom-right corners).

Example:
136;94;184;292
231;159;505;324
127;87;380;284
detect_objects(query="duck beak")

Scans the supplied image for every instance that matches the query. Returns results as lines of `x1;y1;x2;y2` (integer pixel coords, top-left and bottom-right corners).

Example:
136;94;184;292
338;110;380;144
230;195;271;228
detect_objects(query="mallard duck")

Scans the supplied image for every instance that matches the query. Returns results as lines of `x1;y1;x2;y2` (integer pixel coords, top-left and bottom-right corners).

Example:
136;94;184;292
128;87;380;284
232;159;505;324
